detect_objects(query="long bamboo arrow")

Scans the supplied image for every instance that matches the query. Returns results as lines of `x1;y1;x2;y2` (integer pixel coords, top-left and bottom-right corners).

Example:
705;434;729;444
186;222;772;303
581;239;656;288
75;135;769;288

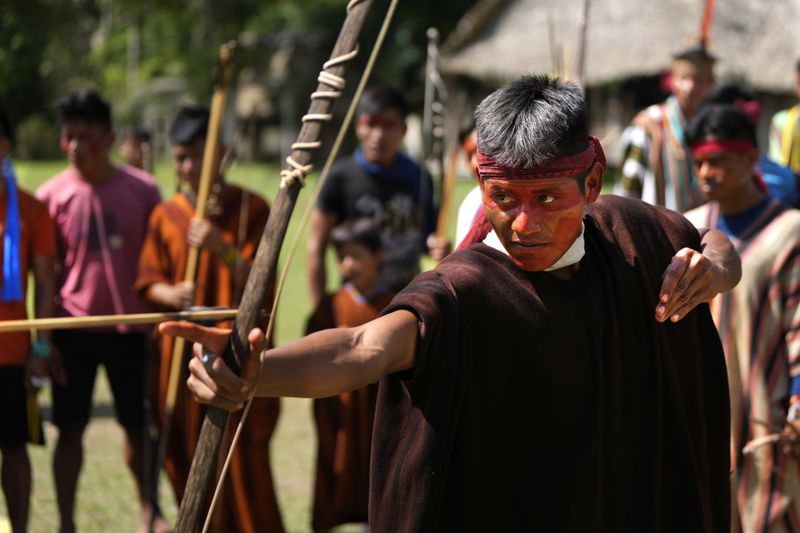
173;1;374;530
0;308;243;332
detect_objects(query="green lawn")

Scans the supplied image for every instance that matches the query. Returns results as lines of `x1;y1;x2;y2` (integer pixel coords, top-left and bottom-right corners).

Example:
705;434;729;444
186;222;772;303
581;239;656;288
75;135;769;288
3;158;478;533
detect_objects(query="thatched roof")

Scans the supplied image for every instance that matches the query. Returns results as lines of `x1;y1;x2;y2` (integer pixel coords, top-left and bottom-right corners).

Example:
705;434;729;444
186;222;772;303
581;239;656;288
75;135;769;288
442;0;800;92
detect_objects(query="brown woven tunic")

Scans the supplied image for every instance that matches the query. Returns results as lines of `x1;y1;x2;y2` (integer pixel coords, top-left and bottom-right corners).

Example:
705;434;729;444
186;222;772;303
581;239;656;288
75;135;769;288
136;186;283;533
306;286;396;532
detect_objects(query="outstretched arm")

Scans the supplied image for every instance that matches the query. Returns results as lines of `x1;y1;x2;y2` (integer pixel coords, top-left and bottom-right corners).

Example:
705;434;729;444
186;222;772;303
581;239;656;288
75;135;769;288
159;309;418;411
656;228;741;322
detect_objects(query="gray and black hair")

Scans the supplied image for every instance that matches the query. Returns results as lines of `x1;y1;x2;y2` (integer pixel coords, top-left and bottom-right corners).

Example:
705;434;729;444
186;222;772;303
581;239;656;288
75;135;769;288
474;75;587;168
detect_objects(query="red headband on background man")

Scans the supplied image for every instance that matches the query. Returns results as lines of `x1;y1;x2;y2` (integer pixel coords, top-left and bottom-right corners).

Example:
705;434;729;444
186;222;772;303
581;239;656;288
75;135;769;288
690;138;766;194
476;135;607;181
690;139;757;158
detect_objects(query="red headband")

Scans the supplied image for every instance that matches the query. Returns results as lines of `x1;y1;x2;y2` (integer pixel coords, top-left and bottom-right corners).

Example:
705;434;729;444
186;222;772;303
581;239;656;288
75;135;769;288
476;135;607;181
690;139;756;157
457;136;605;252
690;139;766;194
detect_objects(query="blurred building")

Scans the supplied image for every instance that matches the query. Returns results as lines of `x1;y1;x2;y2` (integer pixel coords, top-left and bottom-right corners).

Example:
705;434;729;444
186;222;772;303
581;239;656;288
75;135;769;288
440;0;800;164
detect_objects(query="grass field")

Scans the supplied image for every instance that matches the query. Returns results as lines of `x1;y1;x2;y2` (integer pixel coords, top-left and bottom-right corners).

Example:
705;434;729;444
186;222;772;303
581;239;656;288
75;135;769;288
1;158;478;533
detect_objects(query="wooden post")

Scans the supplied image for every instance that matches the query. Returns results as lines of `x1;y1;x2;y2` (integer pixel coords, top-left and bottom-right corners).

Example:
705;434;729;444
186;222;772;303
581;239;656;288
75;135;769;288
574;0;591;90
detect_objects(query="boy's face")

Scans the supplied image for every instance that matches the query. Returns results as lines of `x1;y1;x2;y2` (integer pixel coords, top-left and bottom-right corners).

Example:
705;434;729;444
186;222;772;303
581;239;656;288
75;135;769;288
692;145;758;203
60;121;114;174
120;137;146;169
171;138;205;190
670;61;714;117
462;129;478;179
355;108;406;167
336;241;383;294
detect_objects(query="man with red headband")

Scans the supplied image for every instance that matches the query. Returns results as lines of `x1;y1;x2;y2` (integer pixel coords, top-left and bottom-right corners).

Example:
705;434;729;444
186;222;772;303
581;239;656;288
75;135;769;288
685;104;800;531
704;83;798;207
616;44;715;212
163;75;736;530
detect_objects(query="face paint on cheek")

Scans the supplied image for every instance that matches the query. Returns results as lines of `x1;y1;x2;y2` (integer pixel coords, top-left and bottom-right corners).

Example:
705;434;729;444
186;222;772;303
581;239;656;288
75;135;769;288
551;211;584;244
495;186;585;271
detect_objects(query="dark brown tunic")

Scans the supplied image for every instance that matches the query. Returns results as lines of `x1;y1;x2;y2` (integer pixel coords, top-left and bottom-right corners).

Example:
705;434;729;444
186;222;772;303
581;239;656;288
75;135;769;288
307;287;396;532
370;195;730;532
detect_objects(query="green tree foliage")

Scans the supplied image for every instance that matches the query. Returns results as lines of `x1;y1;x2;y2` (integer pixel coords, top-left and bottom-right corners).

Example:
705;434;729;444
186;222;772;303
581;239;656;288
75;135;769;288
0;2;52;128
2;0;475;148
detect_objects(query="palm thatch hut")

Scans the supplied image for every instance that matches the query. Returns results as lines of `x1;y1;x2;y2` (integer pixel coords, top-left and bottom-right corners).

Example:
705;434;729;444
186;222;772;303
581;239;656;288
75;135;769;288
441;0;800;163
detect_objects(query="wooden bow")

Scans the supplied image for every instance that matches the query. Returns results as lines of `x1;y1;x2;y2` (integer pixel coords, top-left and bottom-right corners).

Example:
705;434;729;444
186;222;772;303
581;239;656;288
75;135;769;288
173;2;374;531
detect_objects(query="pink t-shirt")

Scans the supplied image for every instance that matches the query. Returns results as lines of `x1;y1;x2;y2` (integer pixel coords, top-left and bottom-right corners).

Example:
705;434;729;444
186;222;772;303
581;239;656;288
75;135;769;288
37;166;161;330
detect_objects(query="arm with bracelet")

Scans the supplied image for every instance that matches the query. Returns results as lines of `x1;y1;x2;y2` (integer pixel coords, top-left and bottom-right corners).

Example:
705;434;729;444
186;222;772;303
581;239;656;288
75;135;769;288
26;199;62;391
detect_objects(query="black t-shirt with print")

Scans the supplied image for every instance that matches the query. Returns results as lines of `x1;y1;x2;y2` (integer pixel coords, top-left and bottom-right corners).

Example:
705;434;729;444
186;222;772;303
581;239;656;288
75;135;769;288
317;153;436;291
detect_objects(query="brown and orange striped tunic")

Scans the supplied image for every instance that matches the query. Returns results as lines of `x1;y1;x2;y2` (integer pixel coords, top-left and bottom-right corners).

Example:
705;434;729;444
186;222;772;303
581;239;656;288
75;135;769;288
135;186;283;533
687;198;800;532
306;285;395;533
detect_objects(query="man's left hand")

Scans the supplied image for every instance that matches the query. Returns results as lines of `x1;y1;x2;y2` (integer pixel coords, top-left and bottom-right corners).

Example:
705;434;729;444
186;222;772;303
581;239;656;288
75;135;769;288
188;219;226;255
24;356;49;394
426;233;452;262
656;247;722;323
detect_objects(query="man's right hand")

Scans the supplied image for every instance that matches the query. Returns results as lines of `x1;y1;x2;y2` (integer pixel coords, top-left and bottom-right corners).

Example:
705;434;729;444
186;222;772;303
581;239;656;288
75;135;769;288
158;322;264;411
170;281;196;310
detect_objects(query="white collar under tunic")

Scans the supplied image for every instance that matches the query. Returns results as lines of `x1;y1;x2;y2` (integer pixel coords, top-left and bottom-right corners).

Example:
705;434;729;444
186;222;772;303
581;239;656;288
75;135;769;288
482;223;586;272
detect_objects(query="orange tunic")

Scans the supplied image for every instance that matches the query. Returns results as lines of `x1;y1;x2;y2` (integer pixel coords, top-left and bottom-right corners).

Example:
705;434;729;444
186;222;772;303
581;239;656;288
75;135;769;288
0;189;56;366
135;186;283;533
305;286;395;533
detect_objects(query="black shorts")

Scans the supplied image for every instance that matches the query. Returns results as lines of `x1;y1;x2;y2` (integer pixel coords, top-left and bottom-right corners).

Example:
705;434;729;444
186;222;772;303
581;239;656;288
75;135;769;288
0;366;44;449
52;330;148;432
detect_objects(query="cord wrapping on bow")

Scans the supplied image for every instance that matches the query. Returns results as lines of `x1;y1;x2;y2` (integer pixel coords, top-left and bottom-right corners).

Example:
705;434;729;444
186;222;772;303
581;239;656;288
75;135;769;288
279;35;362;189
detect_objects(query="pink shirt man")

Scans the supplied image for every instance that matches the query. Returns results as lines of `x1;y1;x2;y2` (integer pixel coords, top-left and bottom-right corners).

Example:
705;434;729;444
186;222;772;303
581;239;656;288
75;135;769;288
37;166;160;328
